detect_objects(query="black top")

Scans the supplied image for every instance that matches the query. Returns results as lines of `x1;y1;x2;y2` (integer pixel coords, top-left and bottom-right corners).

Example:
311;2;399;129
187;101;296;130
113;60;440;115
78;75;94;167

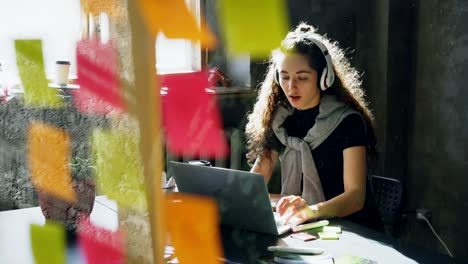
271;106;383;231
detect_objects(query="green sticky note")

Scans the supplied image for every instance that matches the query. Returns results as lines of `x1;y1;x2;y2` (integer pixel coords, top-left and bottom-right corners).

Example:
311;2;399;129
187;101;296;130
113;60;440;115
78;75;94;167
30;222;66;264
218;0;290;58
92;129;147;210
318;231;340;240
323;226;342;234
15;40;63;108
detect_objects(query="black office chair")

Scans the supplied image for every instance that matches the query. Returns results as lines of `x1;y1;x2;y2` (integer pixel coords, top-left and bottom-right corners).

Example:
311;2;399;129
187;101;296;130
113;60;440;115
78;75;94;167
369;175;403;235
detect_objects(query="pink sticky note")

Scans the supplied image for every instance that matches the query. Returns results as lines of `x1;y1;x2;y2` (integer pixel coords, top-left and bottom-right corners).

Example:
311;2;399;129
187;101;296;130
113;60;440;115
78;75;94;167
78;217;125;264
75;39;124;114
160;71;228;158
72;87;123;115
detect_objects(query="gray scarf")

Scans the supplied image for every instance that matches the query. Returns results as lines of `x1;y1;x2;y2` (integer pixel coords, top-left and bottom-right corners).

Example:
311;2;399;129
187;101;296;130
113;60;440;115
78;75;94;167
272;95;361;205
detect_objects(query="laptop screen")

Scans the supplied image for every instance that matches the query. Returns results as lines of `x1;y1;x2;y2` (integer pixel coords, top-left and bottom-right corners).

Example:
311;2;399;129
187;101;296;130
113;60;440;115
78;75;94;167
169;161;279;235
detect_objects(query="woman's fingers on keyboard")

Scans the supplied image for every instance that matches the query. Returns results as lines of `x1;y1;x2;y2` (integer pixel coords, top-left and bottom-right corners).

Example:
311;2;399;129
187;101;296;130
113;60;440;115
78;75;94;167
277;195;302;215
276;196;292;214
283;201;310;224
278;196;308;214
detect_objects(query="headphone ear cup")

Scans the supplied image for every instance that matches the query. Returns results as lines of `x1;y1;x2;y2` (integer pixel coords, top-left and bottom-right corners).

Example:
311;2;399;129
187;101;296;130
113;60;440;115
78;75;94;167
320;68;328;90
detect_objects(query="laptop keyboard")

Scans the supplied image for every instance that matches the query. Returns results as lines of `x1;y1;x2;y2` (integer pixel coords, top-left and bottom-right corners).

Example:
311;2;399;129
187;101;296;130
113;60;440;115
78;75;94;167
274;212;292;234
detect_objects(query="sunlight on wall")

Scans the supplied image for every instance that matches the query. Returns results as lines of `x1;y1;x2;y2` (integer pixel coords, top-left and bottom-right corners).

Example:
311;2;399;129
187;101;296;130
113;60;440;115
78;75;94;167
0;0;81;79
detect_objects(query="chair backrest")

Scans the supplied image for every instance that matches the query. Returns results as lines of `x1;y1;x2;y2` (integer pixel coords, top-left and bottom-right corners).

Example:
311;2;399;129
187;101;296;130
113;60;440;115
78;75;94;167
369;175;403;224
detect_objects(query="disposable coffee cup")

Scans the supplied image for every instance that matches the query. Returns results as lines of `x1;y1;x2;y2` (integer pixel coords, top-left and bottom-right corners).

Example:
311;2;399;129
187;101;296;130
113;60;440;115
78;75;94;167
55;61;71;85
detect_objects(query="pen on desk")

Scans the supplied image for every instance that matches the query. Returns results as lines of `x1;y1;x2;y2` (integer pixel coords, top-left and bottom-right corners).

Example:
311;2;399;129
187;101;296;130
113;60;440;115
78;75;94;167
268;246;325;255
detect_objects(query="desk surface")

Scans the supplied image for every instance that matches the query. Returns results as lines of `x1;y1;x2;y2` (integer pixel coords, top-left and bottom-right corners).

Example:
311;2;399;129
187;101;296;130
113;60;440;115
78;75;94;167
0;196;463;264
0;196;118;264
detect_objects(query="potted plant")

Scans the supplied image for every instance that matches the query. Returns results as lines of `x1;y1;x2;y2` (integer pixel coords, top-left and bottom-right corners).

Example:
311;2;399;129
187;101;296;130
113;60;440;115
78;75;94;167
38;156;97;232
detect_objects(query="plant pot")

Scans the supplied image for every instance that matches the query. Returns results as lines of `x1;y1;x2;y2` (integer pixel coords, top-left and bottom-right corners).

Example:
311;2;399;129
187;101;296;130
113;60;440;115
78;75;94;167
38;178;96;232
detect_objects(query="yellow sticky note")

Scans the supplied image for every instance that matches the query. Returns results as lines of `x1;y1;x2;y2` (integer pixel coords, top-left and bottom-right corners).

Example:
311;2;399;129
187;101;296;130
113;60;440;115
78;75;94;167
318;231;340;240
30;222;66;264
136;0;216;48
323;226;342;234
15;40;63;108
218;0;289;58
92;129;147;210
165;193;223;264
28;122;76;202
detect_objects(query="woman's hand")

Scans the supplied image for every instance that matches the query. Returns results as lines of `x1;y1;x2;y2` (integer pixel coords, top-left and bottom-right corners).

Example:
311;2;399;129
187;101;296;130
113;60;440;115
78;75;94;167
276;195;318;225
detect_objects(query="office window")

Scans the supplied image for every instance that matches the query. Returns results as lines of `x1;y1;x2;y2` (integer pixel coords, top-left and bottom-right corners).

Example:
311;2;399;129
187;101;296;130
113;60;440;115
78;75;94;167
156;0;202;73
0;0;81;82
0;0;201;85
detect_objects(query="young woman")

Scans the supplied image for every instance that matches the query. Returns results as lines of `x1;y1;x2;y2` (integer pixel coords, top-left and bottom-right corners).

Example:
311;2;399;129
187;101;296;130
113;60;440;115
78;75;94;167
245;22;383;231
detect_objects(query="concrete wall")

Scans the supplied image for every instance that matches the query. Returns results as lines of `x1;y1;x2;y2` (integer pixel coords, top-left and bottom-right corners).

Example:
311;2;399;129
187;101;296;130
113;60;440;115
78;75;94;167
401;0;468;259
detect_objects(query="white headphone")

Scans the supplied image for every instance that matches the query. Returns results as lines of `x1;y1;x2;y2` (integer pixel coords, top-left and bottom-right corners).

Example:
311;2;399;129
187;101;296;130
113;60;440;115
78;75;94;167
274;37;335;91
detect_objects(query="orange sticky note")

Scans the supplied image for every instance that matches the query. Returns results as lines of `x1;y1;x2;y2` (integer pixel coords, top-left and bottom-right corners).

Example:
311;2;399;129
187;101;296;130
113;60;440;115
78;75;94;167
30;222;66;264
218;0;289;58
81;0;125;21
92;129;147;211
15;40;63;108
28;122;76;202
160;71;229;158
75;39;124;113
165;193;223;264
136;0;216;48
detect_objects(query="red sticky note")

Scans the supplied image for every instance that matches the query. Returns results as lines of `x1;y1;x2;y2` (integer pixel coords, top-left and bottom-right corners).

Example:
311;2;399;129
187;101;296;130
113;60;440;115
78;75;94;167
72;87;123;115
78;217;125;264
160;71;228;158
75;39;124;113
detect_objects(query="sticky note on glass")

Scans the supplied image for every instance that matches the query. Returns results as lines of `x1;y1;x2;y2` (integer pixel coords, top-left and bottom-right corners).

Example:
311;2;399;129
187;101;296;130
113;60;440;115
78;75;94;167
160;71;229;158
76;39;124;112
92;129;147;210
81;0;124;21
218;0;289;58
28;122;76;202
15;40;63;108
78;217;125;264
165;193;223;264
72;87;123;115
30;222;66;264
318;231;340;240
323;226;342;234
136;0;216;48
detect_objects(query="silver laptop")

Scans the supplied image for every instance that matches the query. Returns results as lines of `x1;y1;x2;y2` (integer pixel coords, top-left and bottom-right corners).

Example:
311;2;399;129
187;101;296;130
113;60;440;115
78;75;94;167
169;161;292;235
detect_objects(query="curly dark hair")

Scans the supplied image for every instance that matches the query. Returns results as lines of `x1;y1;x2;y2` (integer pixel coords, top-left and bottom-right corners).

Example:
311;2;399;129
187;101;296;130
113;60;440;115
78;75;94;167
245;22;377;165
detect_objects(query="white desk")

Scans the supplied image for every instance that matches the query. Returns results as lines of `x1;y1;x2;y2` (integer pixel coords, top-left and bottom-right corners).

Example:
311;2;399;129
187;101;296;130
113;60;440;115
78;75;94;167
0;196;118;264
1;196;462;264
